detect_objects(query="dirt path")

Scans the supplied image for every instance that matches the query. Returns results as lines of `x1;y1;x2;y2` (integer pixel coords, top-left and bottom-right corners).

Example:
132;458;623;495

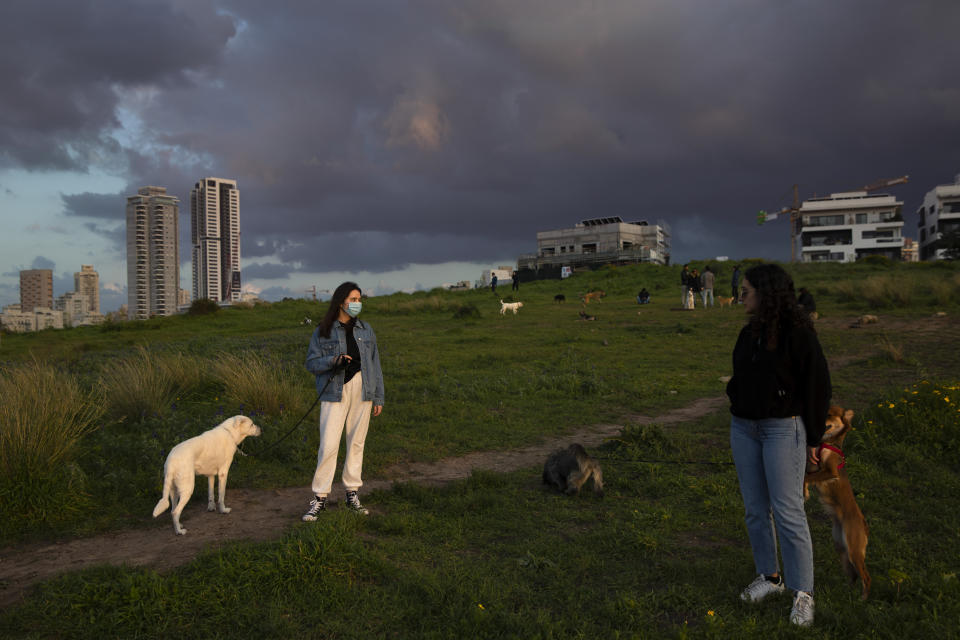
0;396;726;609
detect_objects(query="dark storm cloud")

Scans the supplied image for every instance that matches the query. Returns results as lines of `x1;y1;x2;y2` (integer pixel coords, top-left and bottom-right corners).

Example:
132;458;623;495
0;0;235;170
12;0;960;273
62;192;126;219
243;262;297;280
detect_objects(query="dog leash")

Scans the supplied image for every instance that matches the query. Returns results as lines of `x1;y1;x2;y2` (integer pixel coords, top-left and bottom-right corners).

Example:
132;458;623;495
594;455;735;466
238;358;348;458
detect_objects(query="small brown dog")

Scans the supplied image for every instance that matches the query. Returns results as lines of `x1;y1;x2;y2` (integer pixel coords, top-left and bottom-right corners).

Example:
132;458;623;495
543;444;604;496
582;290;606;304
716;296;735;308
804;406;871;599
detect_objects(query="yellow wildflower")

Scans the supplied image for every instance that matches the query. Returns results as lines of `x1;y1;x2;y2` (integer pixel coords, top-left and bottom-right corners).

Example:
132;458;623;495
707;610;715;617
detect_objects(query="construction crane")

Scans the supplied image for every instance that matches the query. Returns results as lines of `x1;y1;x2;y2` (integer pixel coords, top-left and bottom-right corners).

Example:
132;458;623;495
757;176;909;263
306;285;317;300
860;175;909;192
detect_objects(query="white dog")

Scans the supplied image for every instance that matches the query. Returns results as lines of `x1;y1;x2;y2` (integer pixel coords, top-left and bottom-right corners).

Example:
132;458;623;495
153;415;262;535
500;300;524;315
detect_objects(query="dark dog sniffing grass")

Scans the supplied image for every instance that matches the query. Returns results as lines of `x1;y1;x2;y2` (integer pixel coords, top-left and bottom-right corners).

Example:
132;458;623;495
542;444;604;496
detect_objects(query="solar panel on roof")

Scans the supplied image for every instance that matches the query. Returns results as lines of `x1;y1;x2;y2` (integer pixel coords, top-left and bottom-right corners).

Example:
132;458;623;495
580;216;624;226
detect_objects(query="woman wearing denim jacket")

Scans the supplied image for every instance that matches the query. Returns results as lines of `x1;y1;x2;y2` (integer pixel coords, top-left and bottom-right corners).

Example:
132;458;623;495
302;282;384;520
726;263;831;627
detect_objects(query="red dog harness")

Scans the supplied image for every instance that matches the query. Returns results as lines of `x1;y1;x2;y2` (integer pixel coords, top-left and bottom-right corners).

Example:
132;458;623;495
818;443;845;469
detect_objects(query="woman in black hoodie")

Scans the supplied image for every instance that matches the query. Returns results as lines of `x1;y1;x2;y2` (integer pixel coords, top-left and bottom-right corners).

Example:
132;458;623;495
726;263;831;627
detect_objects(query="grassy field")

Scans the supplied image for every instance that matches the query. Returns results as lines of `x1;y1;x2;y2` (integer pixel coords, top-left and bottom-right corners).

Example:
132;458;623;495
1;259;959;638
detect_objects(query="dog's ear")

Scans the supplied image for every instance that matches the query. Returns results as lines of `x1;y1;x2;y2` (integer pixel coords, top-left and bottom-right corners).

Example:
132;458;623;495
843;409;854;426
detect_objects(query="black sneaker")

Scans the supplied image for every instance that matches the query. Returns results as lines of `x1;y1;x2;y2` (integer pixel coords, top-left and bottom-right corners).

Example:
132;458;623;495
301;496;326;521
344;490;369;515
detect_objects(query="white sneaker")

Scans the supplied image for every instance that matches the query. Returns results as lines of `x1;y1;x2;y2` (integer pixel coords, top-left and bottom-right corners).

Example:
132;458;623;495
790;591;815;627
740;574;785;603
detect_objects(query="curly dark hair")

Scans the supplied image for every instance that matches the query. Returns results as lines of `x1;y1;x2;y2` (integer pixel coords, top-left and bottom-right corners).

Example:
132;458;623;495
744;263;812;349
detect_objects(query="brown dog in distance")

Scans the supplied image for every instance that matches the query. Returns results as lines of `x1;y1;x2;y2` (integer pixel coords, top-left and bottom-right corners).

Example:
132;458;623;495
804;406;871;599
543;444;604;496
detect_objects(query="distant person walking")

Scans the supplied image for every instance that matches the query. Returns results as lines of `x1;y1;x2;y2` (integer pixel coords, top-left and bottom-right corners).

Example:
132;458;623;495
512;270;519;291
491;272;498;293
726;263;831;627
732;264;742;302
302;281;385;521
701;266;715;307
681;264;691;309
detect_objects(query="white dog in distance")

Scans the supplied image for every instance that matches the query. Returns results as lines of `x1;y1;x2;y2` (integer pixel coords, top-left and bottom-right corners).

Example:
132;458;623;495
153;415;262;535
500;300;524;315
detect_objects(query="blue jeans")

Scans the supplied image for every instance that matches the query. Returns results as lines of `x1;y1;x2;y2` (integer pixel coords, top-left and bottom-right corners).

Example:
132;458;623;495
730;415;814;593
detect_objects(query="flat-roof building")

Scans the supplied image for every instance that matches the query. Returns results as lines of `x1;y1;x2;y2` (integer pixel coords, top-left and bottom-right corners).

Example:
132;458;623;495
126;186;180;320
917;174;960;260
191;177;241;303
20;269;53;312
797;192;904;262
518;217;671;276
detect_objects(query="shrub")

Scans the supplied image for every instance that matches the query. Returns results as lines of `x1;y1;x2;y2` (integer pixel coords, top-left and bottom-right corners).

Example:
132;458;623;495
0;360;103;536
99;346;203;419
452;303;481;320
859;255;893;268
189;298;220;315
861;275;911;308
209;351;307;417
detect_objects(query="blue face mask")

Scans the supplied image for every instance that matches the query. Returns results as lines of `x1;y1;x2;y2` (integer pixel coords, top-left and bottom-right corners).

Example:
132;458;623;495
345;301;362;318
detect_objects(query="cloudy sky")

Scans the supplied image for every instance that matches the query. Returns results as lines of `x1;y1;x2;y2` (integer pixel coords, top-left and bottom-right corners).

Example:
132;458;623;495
2;0;959;312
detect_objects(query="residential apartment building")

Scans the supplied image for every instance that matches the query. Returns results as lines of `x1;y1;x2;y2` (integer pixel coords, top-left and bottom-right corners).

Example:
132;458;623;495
126;186;180;320
0;304;64;332
190;177;241;303
74;264;99;314
917;174;960;260
797;191;904;263
517;217;671;276
20;269;53;311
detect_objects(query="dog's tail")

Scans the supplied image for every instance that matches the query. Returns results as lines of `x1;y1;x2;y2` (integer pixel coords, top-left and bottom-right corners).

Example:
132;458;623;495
152;473;172;517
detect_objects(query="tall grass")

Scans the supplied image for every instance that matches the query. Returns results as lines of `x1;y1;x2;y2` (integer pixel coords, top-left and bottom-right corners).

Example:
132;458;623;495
861;275;913;308
209;351;308;417
0;360;103;535
99;346;208;419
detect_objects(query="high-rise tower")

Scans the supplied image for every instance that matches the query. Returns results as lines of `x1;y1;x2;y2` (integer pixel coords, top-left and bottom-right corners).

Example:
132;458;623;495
190;177;241;303
19;269;53;311
126;186;180;320
74;264;99;314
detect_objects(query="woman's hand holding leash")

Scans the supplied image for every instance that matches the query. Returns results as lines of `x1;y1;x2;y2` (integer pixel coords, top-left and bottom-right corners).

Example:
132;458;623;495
334;354;381;416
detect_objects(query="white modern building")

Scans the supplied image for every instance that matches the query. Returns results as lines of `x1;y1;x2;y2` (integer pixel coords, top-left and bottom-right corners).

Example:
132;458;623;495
517;217;671;276
797;191;904;263
190;177;241;303
126;186;180;320
917;174;960;261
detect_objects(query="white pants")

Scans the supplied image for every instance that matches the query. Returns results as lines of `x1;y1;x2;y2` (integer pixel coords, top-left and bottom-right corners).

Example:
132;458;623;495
310;373;372;497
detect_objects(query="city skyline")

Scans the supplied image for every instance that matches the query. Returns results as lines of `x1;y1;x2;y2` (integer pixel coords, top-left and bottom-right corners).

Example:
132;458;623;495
2;1;959;313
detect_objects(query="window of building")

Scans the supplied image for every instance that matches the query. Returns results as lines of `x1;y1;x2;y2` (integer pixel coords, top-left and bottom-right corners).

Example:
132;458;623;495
582;243;597;253
946;202;960;213
542;247;555;256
